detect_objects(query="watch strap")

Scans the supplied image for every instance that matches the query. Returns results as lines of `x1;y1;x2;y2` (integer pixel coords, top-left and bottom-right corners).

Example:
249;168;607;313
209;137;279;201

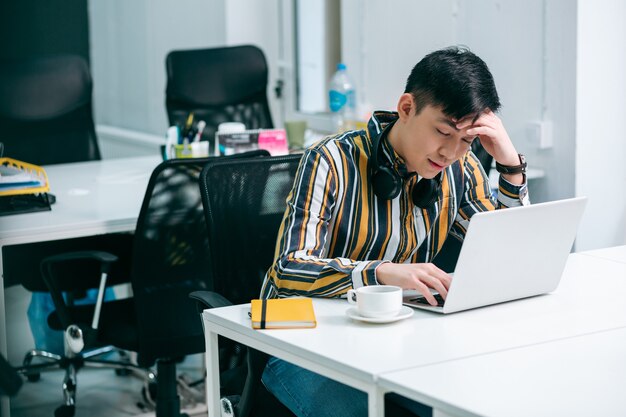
496;154;527;175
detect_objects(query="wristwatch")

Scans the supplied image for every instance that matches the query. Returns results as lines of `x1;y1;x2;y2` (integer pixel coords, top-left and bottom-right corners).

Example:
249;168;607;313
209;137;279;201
495;154;527;175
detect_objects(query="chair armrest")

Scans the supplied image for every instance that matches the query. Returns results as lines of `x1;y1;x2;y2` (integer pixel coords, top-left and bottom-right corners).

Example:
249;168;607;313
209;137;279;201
188;290;265;417
40;250;118;333
41;250;118;268
189;290;233;312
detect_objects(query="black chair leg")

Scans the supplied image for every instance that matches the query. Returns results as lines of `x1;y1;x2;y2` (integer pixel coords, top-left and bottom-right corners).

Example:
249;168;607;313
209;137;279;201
156;358;188;417
21;348;62;381
55;363;77;417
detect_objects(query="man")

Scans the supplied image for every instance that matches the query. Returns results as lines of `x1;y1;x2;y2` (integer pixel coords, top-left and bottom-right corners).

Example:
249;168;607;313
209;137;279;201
260;46;529;417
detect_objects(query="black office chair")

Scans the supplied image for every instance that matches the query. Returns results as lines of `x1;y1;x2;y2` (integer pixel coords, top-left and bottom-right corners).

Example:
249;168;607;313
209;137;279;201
192;155;435;417
165;45;274;147
471;139;493;177
0;55;143;417
1;353;22;397
432;141;493;273
127;155;232;416
17;250;152;417
24;151;269;417
190;154;302;417
0;54;100;165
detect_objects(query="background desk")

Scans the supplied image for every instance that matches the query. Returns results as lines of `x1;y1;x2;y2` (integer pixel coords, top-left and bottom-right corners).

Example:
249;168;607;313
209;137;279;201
0;156;159;417
379;326;626;417
578;245;626;264
202;253;626;417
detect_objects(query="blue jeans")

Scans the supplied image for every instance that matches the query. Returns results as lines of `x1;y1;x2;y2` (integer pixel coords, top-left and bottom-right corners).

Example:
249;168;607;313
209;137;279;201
27;288;116;355
262;357;431;417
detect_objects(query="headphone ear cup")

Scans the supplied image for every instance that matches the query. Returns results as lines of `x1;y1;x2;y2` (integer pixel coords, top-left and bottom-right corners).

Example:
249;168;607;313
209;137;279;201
372;166;403;200
412;178;440;208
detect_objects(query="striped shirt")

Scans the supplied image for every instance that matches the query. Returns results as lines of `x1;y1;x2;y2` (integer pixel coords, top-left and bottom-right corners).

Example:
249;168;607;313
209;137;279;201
260;111;529;299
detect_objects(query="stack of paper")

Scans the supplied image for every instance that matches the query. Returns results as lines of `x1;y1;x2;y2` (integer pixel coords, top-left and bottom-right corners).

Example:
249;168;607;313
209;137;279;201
0;158;49;196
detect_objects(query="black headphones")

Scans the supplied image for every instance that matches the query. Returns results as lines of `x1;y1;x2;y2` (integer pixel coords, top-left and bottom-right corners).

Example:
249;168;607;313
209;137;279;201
370;121;441;208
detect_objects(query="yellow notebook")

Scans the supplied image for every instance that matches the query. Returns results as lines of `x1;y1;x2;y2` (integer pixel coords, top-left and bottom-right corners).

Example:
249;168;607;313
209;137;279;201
250;298;317;329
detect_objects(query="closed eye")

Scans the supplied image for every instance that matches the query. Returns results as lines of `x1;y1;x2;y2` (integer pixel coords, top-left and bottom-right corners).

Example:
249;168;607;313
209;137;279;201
436;128;450;136
463;137;476;145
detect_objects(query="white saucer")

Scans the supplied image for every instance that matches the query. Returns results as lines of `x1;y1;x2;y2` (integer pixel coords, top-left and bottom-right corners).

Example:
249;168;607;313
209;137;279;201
346;306;414;324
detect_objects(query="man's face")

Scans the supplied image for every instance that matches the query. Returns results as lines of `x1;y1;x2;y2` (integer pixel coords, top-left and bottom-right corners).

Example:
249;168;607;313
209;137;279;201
396;102;476;178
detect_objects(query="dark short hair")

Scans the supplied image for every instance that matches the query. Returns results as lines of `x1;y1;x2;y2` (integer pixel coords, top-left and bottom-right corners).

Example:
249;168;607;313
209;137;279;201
404;46;501;122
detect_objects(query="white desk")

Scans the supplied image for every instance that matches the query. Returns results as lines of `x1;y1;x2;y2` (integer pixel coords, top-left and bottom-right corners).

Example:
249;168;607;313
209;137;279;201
579;245;626;265
0;156;159;417
379;326;626;417
202;253;626;417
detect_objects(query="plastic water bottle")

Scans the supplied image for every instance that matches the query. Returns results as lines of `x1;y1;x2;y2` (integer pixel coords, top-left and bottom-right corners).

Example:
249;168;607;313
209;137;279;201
328;63;356;132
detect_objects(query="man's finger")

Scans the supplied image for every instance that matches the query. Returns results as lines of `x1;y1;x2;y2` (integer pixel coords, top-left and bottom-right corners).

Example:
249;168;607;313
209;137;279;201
415;282;438;306
425;275;448;299
426;264;452;290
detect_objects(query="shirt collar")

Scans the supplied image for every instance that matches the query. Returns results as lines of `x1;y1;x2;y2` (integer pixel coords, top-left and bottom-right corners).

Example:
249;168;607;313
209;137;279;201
367;110;410;178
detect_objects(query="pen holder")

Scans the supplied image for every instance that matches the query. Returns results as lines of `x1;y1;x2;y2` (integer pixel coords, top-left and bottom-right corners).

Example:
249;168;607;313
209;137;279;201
167;141;210;159
190;141;210;157
173;144;193;159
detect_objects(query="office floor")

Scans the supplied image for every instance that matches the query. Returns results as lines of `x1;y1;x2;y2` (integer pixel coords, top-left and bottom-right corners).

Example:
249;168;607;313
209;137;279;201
10;353;206;417
7;286;207;417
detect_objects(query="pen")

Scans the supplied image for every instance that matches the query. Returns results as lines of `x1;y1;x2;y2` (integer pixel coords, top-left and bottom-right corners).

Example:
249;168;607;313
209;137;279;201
166;126;179;159
183;112;194;138
185;127;196;143
194;120;206;143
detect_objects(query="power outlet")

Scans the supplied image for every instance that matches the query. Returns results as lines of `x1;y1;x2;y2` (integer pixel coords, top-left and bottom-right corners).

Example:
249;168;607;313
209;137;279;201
527;121;553;149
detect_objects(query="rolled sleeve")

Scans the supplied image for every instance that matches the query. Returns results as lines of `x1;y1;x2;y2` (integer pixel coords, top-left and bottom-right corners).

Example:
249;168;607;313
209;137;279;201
497;175;530;207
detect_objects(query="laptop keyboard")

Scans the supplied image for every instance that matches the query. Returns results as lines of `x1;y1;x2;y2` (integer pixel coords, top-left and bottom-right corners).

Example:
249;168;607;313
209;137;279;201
409;293;445;307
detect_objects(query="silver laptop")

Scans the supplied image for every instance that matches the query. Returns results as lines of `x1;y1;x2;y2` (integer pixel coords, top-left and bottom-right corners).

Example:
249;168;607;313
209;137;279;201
403;197;588;314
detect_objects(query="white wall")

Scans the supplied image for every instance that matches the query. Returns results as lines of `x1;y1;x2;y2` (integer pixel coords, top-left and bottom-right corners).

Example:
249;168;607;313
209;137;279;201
88;0;283;144
343;1;575;197
89;0;226;136
347;0;457;113
459;0;579;207
223;0;283;126
295;0;339;113
456;0;544;191
87;0;624;249
576;0;626;249
341;1;626;249
541;0;578;204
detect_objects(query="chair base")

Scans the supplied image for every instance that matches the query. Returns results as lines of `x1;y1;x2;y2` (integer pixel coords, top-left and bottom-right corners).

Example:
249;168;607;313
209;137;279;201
54;404;76;417
17;346;155;415
139;363;205;414
154;358;191;417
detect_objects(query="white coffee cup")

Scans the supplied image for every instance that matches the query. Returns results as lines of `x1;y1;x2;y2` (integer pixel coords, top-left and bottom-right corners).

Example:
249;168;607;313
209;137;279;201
347;285;402;318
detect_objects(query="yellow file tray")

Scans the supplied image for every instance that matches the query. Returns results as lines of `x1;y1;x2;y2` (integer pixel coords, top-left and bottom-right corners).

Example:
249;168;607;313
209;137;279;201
0;157;50;197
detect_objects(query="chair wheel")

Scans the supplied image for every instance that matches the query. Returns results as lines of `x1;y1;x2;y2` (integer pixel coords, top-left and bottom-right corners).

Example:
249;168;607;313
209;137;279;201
54;404;75;417
26;373;41;382
115;368;131;376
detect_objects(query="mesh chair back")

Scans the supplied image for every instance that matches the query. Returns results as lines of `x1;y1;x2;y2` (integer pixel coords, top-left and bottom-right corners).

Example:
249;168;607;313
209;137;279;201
165;45;274;144
131;151;269;366
471;140;493;177
433;141;493;273
130;157;215;366
199;154;302;305
0;55;100;165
